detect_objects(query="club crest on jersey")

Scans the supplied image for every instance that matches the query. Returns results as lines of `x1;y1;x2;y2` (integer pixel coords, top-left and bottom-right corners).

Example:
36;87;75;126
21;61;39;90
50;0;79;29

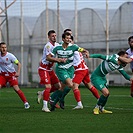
46;45;50;49
6;58;8;61
46;45;50;52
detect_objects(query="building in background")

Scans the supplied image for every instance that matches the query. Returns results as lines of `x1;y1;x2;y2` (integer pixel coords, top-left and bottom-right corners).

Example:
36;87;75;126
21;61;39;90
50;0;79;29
0;1;132;86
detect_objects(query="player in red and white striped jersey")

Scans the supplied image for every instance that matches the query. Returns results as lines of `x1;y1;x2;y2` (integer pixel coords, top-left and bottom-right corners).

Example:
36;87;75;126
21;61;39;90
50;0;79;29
126;36;133;97
118;36;133;97
72;42;100;109
38;30;64;112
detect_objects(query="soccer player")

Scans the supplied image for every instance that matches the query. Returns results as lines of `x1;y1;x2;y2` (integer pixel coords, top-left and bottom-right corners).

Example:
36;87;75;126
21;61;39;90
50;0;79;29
37;29;73;110
89;51;133;114
126;36;133;97
72;42;100;109
51;29;99;109
50;29;73;109
46;32;88;111
38;30;65;112
0;42;30;109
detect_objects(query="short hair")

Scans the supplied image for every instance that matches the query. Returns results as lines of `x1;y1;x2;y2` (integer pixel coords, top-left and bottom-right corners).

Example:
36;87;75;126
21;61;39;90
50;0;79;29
128;36;133;42
48;30;56;36
63;28;72;33
0;42;6;46
62;32;71;39
117;51;127;56
71;36;74;41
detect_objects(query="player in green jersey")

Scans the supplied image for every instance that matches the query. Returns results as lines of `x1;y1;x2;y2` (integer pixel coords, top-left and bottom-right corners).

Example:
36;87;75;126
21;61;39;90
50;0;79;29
89;51;133;115
50;29;73;109
47;32;88;111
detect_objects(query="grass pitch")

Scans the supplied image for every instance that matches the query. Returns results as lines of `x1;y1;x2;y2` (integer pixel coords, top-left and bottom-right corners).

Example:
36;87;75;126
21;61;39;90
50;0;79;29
0;86;133;133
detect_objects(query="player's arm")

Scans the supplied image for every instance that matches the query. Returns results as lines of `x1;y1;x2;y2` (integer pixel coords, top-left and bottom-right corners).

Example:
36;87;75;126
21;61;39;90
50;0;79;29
89;54;106;60
46;53;66;63
118;56;133;63
78;47;89;58
89;54;118;65
14;59;21;77
119;69;133;97
46;46;66;63
118;69;131;81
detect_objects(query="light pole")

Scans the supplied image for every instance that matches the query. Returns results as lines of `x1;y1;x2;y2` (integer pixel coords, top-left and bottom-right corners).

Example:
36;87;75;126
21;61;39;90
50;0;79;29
20;0;24;85
106;0;109;83
106;0;109;55
75;0;78;43
45;0;48;42
57;0;60;42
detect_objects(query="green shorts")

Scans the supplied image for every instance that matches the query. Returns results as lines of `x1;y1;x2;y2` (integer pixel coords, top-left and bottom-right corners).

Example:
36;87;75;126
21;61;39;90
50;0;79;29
55;66;74;84
91;73;108;91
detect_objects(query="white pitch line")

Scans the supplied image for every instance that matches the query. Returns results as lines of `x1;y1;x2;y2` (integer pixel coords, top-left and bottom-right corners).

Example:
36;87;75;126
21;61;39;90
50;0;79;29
66;104;133;111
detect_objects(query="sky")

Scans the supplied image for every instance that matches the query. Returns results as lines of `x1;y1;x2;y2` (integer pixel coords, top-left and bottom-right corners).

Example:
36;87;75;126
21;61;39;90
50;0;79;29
0;0;132;17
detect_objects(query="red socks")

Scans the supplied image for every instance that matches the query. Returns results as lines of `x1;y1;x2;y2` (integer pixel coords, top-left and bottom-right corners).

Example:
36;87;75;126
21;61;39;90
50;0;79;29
16;90;27;103
89;86;100;99
43;88;51;101
131;81;133;94
50;85;58;93
73;89;81;102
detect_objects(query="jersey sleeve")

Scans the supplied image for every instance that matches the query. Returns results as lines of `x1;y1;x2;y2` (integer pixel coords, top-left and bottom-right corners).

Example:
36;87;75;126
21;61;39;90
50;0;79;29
71;44;80;51
51;46;57;56
44;44;52;56
130;55;133;60
89;54;106;60
106;54;118;65
10;53;19;64
118;68;131;81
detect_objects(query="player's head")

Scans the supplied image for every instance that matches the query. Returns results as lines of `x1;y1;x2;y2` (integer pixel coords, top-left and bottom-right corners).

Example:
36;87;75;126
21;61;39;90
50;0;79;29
128;36;133;50
63;29;72;35
70;36;74;44
0;42;7;55
62;32;71;45
118;50;128;67
117;51;127;56
48;30;56;43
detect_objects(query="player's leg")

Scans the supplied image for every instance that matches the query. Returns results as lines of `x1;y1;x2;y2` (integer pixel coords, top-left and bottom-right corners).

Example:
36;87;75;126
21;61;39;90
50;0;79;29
48;71;62;111
91;76;112;114
52;67;73;110
97;88;112;114
72;70;85;109
37;85;59;105
59;86;71;109
84;82;100;99
0;75;7;88
38;69;51;112
130;80;133;97
37;90;44;104
13;85;30;109
59;67;74;109
72;83;83;109
50;78;73;111
49;84;61;109
83;70;100;99
50;88;63;111
8;75;30;109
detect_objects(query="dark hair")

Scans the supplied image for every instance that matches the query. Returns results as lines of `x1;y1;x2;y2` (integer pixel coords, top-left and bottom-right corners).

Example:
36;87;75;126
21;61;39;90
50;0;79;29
48;30;56;36
62;32;71;39
0;42;6;46
117;51;127;56
128;36;133;42
71;36;74;41
63;29;72;33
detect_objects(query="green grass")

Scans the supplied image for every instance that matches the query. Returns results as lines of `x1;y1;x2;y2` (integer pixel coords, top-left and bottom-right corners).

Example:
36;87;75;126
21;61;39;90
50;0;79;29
0;86;133;133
